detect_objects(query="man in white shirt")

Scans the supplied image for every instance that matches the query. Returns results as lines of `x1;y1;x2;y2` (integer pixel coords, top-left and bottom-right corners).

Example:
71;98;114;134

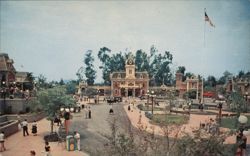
84;106;88;119
0;131;6;152
22;119;29;136
74;131;80;151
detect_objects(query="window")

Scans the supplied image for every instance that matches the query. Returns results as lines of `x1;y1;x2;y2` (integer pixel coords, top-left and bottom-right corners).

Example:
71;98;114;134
140;74;143;79
129;70;132;74
118;74;121;78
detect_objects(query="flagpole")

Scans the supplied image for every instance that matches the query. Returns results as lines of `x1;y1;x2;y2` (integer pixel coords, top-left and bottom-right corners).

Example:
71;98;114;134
202;9;206;103
204;8;206;47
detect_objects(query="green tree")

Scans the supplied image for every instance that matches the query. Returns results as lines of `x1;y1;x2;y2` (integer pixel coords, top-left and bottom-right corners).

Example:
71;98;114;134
98;47;111;85
217;71;232;85
37;74;48;89
59;78;65;85
146;46;173;86
98;47;112;85
175;129;233;156
135;49;150;72
237;70;245;78
184;90;197;99
177;66;186;74
37;86;75;133
228;90;247;114
27;72;35;82
84;50;96;85
76;66;84;82
204;76;216;92
183;72;194;81
98;45;173;86
65;80;77;94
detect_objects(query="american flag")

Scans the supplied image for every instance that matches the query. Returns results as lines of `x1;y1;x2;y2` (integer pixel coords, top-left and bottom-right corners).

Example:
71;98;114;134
205;12;215;27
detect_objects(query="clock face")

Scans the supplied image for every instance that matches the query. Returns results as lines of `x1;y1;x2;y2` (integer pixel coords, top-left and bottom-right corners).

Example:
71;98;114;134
128;59;133;65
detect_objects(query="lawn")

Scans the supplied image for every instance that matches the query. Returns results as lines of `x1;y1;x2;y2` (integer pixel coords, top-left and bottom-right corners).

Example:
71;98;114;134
150;114;189;126
137;104;164;111
220;115;250;129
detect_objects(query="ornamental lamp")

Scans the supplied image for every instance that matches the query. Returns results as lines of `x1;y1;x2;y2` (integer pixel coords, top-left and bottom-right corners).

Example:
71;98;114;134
238;115;248;124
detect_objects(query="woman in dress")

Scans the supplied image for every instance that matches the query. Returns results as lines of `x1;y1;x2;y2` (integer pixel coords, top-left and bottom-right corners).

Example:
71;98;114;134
31;120;37;136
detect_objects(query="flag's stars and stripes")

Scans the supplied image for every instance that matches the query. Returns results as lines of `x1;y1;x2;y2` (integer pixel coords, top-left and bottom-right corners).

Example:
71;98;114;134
205;11;215;28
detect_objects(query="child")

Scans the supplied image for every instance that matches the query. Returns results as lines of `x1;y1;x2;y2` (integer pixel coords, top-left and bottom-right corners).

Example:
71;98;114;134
44;141;51;156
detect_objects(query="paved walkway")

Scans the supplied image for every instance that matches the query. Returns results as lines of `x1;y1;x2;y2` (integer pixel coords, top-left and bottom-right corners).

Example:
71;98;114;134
70;100;131;155
1;118;89;156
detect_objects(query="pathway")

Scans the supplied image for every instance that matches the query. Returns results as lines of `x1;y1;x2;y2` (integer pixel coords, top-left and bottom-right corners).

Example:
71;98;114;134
69;101;131;156
1;118;89;156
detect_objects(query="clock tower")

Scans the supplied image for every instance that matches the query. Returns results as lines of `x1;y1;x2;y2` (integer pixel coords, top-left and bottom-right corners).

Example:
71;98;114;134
125;57;135;79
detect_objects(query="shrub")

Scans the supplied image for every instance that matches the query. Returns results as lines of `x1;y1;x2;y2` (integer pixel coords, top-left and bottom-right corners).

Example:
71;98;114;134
145;111;153;120
137;104;143;110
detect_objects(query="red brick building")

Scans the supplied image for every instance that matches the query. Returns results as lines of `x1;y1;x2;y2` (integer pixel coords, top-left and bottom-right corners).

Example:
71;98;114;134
226;77;250;102
0;53;16;86
175;72;203;99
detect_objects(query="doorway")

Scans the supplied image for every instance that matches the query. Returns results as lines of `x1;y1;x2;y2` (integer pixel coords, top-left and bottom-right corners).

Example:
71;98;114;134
128;89;133;97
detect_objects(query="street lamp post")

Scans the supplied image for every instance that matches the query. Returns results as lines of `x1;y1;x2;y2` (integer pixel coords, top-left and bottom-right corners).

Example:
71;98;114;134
97;90;100;104
150;90;156;116
1;81;7;114
237;115;249;156
218;102;223;123
146;90;149;109
245;92;248;112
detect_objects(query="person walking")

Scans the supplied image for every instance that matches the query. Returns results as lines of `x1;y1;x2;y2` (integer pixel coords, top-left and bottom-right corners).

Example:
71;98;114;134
88;107;92;119
32;120;37;136
84;106;88;119
22;119;29;136
0;131;6;152
74;131;81;151
109;105;114;115
44;141;52;156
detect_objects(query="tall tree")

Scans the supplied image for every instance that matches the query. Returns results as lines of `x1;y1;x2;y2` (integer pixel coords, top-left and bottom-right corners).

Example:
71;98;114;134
84;50;96;85
238;70;245;78
217;71;232;85
27;72;35;82
59;78;65;85
182;72;194;81
98;45;173;86
37;74;48;89
76;66;84;82
177;66;186;74
98;47;111;85
65;80;77;94
146;46;173;86
37;86;75;133
205;76;217;87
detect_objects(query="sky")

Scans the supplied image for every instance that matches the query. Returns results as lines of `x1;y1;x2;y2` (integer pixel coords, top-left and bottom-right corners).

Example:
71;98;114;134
0;0;250;82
